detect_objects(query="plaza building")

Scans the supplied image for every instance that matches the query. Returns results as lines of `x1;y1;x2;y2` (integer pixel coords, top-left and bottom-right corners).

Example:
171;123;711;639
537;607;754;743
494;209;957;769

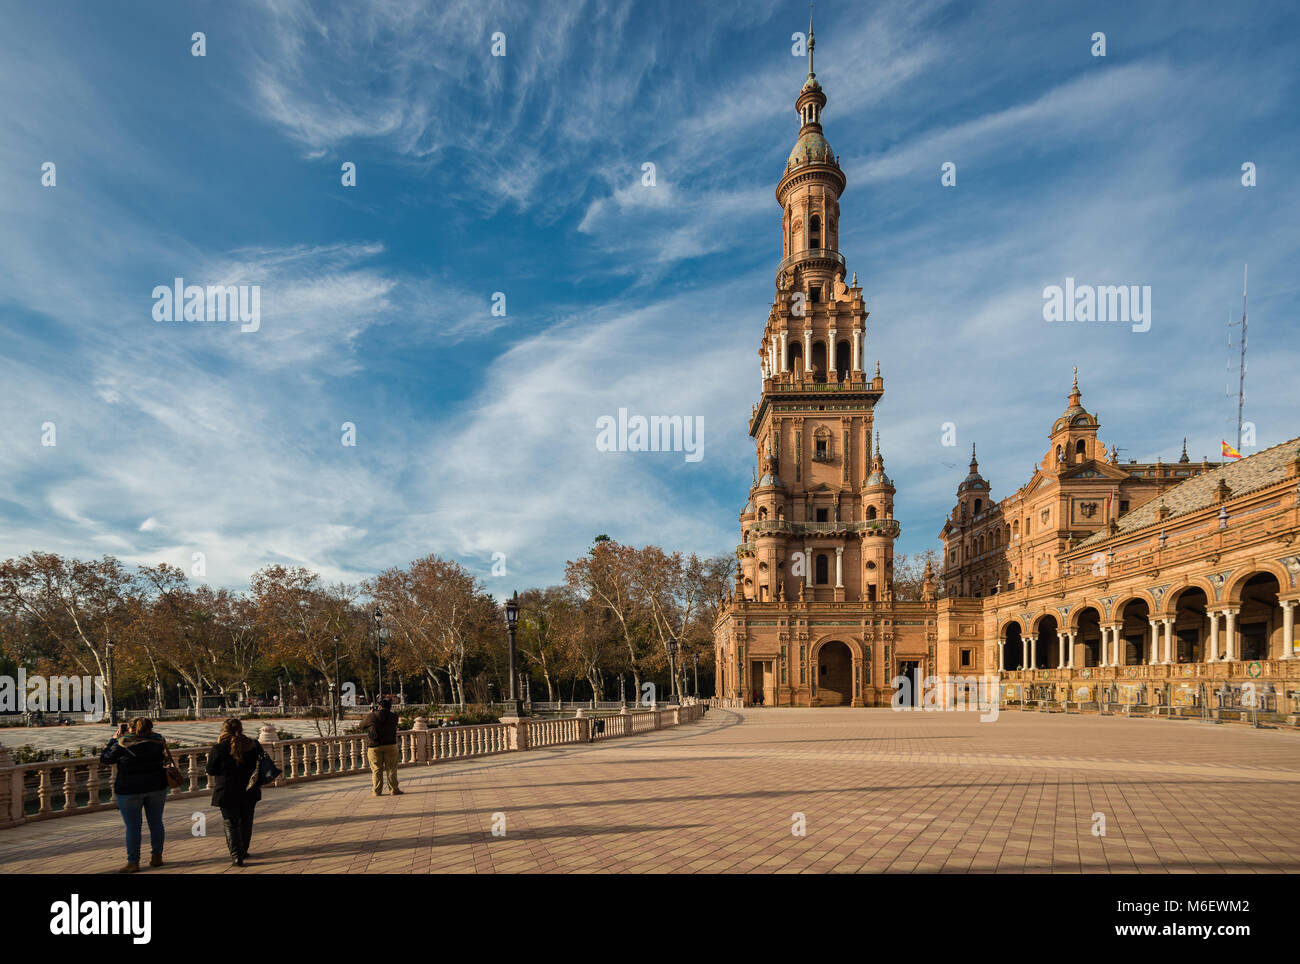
713;25;1300;716
713;27;938;707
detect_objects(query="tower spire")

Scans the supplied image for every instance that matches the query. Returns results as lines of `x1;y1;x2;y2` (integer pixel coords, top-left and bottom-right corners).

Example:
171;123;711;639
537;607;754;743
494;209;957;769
807;4;816;82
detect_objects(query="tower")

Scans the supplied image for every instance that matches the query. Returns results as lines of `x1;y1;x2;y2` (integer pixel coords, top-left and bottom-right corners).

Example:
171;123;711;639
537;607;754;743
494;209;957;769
739;14;897;608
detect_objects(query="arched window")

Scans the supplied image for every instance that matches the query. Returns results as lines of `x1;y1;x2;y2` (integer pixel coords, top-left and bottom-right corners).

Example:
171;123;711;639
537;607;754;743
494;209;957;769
866;505;878;520
1056;445;1063;462
1075;439;1086;460
811;341;827;382
815;553;829;585
974;498;983;515
835;340;851;380
757;507;768;521
809;214;821;249
787;341;803;372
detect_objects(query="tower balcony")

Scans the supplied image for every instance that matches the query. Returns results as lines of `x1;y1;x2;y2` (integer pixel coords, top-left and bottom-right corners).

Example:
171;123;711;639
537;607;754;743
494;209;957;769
777;248;845;276
747;519;900;539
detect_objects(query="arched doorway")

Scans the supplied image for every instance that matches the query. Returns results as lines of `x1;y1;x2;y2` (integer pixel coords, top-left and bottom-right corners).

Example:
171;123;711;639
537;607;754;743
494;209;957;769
1238;572;1282;660
787;341;803;375
817;641;852;706
1002;622;1024;670
1118;598;1152;665
835;340;851;380
811;341;827;382
1075;607;1102;666
1170;586;1209;663
1034;615;1060;668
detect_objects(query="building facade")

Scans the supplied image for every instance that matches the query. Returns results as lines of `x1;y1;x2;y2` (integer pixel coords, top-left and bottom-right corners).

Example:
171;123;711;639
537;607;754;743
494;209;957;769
714;26;1300;716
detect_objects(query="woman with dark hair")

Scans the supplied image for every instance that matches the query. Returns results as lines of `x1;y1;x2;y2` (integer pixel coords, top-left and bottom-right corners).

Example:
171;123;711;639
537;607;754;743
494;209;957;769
100;717;169;873
205;718;266;866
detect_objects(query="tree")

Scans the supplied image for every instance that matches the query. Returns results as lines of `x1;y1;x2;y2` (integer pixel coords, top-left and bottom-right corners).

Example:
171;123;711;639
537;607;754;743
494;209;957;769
892;549;943;601
566;540;646;699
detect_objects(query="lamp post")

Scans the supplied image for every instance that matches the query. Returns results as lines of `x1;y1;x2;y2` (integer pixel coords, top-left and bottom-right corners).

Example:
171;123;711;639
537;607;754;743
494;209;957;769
332;634;341;731
504;592;522;716
105;639;115;725
692;652;699;698
373;608;383;705
667;637;679;704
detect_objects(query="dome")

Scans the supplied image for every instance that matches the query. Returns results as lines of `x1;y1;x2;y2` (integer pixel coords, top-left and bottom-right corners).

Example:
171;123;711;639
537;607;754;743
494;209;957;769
787;131;836;170
866;469;893;487
757;472;785;488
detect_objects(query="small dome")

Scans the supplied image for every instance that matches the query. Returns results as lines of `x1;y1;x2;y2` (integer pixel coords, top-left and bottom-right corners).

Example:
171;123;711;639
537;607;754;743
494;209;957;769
866;470;893;487
787;131;835;170
757;472;785;488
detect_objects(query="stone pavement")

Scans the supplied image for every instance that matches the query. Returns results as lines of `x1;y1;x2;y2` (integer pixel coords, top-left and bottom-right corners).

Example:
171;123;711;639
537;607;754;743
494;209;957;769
3;707;1299;873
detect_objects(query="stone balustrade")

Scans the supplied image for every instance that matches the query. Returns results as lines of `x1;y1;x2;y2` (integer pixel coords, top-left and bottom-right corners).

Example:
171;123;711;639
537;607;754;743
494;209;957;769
0;702;707;830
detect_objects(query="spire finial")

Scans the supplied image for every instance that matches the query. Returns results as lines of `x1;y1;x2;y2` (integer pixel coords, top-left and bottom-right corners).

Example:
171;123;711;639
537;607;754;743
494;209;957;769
807;4;815;81
1072;365;1079;393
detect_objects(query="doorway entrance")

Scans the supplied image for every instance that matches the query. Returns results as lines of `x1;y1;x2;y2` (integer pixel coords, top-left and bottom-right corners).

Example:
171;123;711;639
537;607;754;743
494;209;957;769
897;660;922;706
749;660;775;706
817;642;852;705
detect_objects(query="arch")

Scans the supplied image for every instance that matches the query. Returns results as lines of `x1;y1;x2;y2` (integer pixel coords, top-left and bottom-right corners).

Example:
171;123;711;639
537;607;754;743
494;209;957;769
1169;585;1210;663
813;639;852;706
811;340;828;382
757;506;768;522
1108;591;1155;621
1031;613;1061;668
787;340;803;372
834;340;851;380
1160;577;1217;617
1236;571;1283;660
1073;606;1103;667
866;504;878;520
1001;621;1024;671
1223;563;1291;605
815;553;829;585
1075;439;1086;461
809;214;821;248
974;498;983;515
1117;596;1154;665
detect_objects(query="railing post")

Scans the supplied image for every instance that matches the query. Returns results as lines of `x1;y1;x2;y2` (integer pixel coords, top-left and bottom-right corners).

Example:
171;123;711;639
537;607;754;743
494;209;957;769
575;715;591;743
412;717;431;764
257;724;284;787
653;704;664;729
0;746;23;829
513;718;530;751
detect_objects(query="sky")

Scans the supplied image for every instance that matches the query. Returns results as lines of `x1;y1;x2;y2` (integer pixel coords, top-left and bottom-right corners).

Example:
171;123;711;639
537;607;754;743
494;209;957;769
1;0;1297;596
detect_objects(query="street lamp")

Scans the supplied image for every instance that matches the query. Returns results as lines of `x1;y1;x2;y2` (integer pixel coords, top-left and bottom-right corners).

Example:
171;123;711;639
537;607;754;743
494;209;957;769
105;639;115;725
373;608;383;705
666;637;679;704
332;634;341;730
692;652;699;698
504;591;522;716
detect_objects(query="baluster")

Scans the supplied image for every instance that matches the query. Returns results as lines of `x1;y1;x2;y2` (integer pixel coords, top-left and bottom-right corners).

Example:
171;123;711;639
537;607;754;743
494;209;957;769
186;754;201;793
62;765;76;812
87;763;101;808
38;769;52;815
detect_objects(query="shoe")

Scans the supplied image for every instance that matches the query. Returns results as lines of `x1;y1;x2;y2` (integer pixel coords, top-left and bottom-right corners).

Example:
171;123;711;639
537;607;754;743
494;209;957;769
373;791;383;796
118;862;140;874
149;853;163;867
391;789;404;795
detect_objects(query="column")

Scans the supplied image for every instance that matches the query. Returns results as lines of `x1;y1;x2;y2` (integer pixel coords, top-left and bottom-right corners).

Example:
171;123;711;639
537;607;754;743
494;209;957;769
1028;635;1037;670
1162;618;1174;664
780;331;788;373
1147;619;1161;665
803;329;813;373
1281;600;1296;659
1224;607;1238;661
1113;625;1125;667
1066;631;1076;669
834;546;843;588
1097;626;1109;667
1206;610;1220;662
851;327;861;372
804;544;813;588
998;639;1006;672
1056;632;1066;669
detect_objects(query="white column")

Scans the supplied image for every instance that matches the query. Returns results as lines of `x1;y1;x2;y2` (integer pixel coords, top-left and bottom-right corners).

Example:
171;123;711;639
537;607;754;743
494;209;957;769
1098;626;1109;667
804;545;813;588
1066;631;1076;669
1147;619;1161;665
1028;635;1037;669
803;329;813;373
834;546;843;589
998;639;1006;672
1056;632;1066;669
1224;608;1238;661
780;331;788;373
1206;610;1220;662
1163;618;1174;664
851;328;861;372
1281;601;1296;659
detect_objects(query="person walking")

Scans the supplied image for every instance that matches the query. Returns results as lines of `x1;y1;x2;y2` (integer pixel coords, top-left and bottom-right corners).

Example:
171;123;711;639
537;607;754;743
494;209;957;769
205;718;267;867
100;717;169;873
360;697;402;796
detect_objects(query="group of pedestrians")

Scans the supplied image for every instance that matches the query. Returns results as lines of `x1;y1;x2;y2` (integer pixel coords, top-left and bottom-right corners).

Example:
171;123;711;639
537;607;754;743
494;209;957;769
100;699;405;872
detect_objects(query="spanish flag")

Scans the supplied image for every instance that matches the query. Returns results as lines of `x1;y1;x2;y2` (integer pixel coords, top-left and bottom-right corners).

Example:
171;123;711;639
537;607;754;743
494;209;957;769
1221;440;1243;460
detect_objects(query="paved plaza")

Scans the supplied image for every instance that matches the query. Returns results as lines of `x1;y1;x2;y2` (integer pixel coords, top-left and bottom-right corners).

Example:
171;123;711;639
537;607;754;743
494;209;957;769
3;707;1299;874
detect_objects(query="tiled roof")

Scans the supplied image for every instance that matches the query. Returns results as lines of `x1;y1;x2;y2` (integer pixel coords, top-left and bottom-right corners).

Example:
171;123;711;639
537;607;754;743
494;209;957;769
1077;436;1300;548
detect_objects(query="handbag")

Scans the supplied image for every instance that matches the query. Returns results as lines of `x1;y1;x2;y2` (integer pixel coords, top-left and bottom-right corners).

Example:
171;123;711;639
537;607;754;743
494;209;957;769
162;745;185;790
247;746;282;791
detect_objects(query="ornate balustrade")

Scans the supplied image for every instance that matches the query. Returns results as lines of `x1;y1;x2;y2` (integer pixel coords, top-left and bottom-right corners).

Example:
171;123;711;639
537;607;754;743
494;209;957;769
0;703;709;830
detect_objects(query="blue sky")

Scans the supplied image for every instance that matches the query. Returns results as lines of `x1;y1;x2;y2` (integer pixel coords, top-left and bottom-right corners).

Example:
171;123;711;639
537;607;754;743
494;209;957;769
1;0;1297;594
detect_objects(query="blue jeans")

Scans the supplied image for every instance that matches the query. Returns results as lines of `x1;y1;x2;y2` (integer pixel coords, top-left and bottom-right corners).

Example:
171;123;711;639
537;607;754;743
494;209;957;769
116;789;167;864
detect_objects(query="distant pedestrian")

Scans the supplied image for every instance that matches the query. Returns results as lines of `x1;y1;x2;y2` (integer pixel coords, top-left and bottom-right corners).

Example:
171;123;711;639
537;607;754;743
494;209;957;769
205;718;267;867
100;718;169;873
360;698;402;796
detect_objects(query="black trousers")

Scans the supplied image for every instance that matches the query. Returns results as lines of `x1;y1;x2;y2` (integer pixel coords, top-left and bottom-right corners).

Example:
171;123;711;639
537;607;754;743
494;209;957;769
220;802;257;858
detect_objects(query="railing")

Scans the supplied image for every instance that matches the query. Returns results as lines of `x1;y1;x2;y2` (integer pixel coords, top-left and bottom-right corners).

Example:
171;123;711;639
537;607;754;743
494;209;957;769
777;248;846;274
0;703;708;830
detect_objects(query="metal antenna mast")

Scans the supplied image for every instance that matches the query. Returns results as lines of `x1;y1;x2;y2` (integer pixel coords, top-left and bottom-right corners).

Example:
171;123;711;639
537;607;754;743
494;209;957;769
1235;265;1248;450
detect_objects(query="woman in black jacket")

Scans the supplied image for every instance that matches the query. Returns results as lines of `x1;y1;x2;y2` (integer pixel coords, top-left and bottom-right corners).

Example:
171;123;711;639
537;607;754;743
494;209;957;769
100;717;169;873
205;718;266;866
